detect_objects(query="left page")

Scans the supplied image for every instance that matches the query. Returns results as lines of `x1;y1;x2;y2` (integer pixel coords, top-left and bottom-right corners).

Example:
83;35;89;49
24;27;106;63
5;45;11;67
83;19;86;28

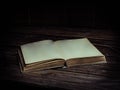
21;40;62;64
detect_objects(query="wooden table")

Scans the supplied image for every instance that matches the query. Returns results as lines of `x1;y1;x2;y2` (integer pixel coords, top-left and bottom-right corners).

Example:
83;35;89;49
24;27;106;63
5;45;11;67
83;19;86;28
0;27;120;90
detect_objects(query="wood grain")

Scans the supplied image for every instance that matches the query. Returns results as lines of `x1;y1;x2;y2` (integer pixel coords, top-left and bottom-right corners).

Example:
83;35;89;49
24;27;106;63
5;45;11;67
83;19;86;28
0;27;120;90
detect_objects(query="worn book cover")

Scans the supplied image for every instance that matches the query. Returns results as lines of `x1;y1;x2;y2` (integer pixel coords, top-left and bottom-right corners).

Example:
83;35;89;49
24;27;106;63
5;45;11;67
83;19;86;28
18;38;106;72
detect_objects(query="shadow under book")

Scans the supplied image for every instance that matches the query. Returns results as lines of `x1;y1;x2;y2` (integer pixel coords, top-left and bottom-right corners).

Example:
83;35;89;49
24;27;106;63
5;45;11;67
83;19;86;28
18;38;106;72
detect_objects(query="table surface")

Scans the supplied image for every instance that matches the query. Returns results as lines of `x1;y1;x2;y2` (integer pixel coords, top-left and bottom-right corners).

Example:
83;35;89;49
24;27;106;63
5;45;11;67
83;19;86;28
0;27;120;90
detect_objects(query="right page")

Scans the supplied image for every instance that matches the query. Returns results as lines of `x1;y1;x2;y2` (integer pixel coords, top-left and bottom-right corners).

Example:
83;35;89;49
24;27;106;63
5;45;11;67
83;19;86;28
54;38;105;60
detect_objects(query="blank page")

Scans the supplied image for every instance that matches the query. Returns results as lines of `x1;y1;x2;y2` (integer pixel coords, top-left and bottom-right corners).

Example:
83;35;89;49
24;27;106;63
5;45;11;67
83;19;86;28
54;38;104;60
21;40;62;64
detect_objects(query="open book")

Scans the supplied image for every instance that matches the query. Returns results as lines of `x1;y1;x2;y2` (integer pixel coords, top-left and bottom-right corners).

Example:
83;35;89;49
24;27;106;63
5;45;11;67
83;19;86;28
18;38;106;72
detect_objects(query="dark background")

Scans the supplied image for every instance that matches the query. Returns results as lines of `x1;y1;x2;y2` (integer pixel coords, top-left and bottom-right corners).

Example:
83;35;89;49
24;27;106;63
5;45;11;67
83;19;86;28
1;3;120;90
2;3;119;30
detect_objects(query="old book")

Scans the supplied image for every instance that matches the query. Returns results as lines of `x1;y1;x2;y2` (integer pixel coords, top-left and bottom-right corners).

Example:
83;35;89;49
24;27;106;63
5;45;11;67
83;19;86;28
18;38;106;72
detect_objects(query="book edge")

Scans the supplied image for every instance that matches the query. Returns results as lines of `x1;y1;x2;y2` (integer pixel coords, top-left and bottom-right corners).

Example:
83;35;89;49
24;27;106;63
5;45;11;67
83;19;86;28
17;48;26;72
66;56;106;67
23;59;65;72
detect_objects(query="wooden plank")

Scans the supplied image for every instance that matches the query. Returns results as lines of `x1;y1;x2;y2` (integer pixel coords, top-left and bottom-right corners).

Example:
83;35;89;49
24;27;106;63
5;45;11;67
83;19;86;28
9;27;117;40
1;28;120;90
